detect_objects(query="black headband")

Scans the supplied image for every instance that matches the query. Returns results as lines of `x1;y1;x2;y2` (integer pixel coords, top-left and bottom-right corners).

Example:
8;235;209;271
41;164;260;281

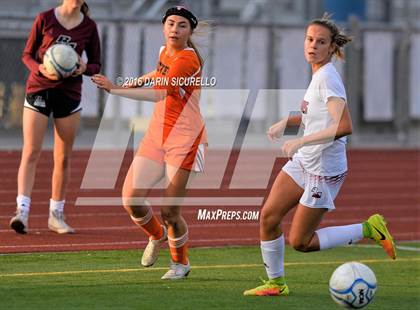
162;6;198;29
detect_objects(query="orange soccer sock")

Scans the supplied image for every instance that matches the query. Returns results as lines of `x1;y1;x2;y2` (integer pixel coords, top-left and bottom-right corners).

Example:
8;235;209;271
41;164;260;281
130;207;164;240
168;231;189;265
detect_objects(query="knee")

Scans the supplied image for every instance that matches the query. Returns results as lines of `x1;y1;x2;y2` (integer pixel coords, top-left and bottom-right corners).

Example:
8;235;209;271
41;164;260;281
121;188;146;216
121;197;137;216
23;147;42;164
160;208;180;226
260;207;281;232
289;235;310;253
54;154;71;170
121;186;134;205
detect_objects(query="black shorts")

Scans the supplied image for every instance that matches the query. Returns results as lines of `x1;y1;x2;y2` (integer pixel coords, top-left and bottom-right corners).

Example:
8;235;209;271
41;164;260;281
24;89;82;118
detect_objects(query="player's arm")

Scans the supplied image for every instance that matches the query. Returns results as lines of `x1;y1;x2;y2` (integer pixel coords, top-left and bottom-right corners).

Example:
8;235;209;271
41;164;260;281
22;14;43;75
123;70;157;88
83;25;101;76
22;13;58;80
267;113;302;141
91;73;165;102
301;97;352;145
22;14;59;80
109;87;165;102
82;24;101;76
282;97;352;157
92;54;197;99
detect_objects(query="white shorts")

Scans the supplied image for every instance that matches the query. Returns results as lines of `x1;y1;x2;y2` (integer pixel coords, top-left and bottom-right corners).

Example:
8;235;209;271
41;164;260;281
282;157;347;211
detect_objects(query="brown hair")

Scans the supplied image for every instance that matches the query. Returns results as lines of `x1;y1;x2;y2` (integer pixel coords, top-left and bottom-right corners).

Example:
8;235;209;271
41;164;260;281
60;1;90;16
81;2;90;17
308;13;352;60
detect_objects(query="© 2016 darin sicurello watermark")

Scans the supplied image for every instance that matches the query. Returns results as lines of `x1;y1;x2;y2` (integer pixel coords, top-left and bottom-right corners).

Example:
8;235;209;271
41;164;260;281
116;76;217;88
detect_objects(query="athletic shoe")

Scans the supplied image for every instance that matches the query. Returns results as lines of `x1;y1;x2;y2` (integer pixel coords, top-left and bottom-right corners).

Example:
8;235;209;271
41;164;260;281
48;210;75;234
243;279;289;296
366;214;396;260
141;225;167;267
10;207;29;234
161;260;190;280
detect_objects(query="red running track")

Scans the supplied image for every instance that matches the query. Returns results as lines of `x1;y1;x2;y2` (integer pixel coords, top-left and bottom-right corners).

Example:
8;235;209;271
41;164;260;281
0;149;418;253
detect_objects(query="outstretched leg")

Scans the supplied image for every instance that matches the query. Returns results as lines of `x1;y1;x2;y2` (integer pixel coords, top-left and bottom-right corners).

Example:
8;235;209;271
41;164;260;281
295;211;396;259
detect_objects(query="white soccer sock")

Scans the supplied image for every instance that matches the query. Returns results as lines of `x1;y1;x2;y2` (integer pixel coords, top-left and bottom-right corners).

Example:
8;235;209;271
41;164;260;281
49;199;65;213
261;234;285;279
316;224;363;250
16;195;31;211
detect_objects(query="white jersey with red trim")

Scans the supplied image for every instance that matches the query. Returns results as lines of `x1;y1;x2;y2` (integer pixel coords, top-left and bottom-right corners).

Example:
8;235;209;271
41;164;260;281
296;62;348;176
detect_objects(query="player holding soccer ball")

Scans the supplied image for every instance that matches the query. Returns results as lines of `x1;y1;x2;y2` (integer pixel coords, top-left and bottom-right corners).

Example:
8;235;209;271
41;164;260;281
92;6;207;279
10;0;101;234
244;14;396;297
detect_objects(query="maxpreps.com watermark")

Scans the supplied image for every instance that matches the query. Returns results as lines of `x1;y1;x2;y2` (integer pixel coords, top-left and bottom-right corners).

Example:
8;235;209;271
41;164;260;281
197;209;260;221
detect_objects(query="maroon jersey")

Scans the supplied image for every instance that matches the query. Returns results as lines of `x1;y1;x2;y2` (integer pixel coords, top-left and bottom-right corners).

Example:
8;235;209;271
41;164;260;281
22;8;101;101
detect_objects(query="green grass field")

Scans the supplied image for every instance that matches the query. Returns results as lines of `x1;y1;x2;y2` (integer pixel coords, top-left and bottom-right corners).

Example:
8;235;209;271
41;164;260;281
0;244;419;309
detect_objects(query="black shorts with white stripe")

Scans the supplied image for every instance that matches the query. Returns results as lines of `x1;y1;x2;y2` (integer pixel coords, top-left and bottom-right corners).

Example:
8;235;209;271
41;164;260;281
24;89;81;118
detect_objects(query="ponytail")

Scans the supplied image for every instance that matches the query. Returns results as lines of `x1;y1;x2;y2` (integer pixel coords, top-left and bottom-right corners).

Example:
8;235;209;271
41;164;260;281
188;20;213;67
187;39;203;66
81;2;90;17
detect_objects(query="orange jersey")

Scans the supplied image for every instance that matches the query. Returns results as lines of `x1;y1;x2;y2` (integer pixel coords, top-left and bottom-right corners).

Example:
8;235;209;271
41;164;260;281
147;46;207;149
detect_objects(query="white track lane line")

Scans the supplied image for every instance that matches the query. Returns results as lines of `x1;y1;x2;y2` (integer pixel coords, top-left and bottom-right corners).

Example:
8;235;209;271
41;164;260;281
0;238;259;250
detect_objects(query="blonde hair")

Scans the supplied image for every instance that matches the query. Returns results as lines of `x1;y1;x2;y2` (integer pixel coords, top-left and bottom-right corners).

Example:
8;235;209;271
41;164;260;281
308;13;352;60
188;20;213;67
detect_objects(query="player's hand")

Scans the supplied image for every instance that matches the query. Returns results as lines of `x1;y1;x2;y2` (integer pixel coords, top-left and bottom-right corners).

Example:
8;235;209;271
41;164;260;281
91;74;116;92
282;138;304;159
267;119;287;142
39;64;59;81
72;56;87;77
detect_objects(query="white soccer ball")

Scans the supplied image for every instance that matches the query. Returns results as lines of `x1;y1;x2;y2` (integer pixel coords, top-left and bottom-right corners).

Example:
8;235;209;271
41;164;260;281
329;262;377;309
43;44;78;79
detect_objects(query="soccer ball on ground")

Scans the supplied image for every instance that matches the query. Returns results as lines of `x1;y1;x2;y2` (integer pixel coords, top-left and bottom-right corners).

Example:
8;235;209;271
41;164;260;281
43;44;78;79
329;262;377;309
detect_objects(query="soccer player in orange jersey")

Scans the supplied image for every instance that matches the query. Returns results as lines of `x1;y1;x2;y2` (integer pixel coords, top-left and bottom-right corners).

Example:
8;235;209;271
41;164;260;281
92;6;207;279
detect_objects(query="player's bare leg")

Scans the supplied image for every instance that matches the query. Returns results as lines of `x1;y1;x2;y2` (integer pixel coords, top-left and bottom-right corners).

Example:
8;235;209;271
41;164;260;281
160;165;194;279
244;171;302;296
48;111;80;233
11;109;48;234
122;156;166;267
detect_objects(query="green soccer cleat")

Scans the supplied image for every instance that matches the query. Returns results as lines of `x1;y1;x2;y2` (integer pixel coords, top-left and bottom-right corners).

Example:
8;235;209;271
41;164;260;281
365;214;396;260
243;279;289;296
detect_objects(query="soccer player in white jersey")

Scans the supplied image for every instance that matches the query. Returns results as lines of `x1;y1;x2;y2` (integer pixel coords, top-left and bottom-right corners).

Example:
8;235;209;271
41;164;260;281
244;14;396;297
